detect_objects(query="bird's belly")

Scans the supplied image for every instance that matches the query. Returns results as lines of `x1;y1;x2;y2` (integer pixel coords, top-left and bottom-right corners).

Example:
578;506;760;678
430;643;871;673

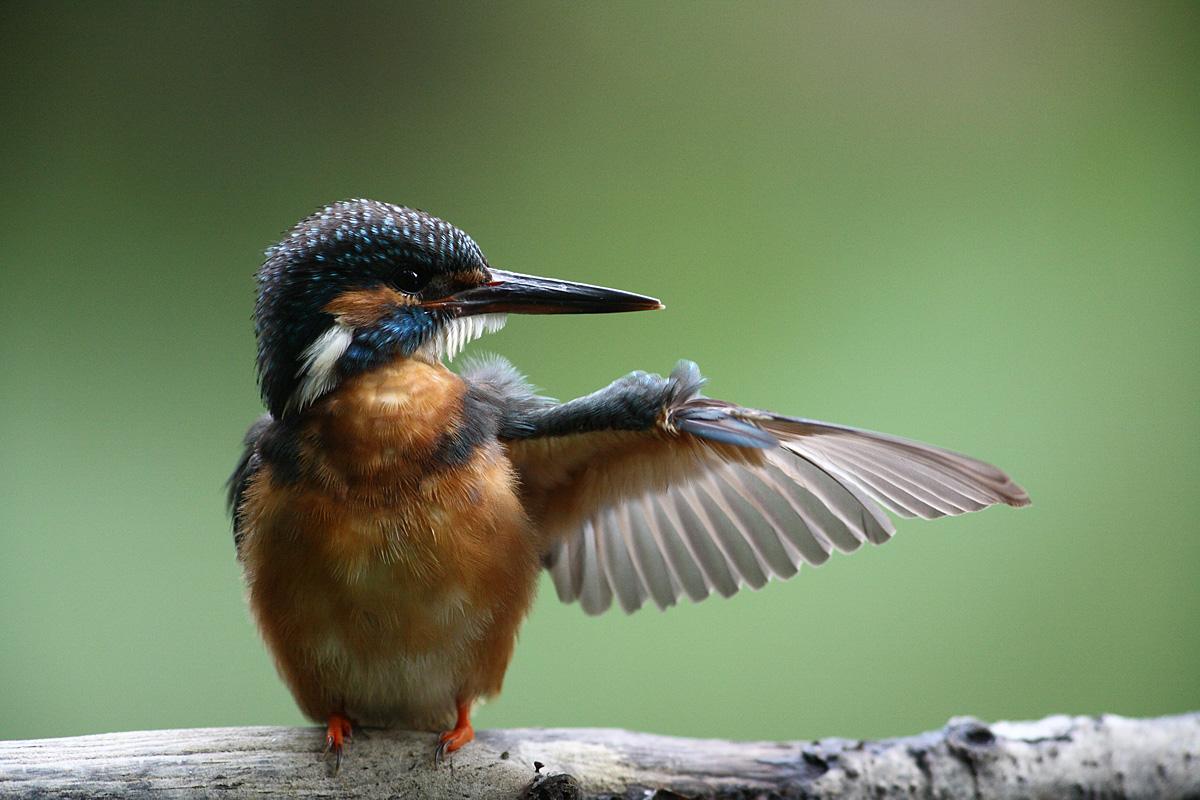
242;439;539;731
303;573;493;729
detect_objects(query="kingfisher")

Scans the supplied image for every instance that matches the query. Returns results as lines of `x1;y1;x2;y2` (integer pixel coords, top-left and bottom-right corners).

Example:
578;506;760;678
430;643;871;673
228;199;1029;768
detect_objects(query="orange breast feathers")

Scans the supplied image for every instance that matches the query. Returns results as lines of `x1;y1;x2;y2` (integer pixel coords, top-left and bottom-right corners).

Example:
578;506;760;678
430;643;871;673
236;359;540;730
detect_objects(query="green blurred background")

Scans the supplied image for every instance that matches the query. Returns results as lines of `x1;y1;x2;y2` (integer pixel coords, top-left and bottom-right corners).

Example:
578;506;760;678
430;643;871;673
1;2;1197;743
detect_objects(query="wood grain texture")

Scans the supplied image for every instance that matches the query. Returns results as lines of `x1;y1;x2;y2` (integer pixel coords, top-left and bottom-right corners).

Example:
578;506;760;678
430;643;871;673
2;713;1197;799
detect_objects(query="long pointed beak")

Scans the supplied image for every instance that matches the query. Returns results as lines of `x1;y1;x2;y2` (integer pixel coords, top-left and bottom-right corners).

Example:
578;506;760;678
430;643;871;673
431;268;664;316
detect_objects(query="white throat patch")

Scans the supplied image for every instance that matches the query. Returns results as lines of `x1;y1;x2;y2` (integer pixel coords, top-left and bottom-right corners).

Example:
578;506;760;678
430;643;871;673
289;322;354;413
419;313;508;364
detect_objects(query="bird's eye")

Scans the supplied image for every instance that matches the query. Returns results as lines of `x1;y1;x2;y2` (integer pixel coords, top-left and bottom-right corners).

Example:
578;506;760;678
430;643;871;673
395;267;429;294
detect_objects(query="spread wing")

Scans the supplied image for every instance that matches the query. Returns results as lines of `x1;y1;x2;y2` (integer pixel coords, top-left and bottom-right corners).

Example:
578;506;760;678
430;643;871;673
495;360;1029;615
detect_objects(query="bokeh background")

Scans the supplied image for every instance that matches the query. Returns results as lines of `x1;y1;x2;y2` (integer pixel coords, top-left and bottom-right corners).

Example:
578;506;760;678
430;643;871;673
2;2;1197;743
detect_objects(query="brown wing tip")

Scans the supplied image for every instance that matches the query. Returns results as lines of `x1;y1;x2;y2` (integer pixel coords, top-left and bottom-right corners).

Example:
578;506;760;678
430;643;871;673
1001;481;1032;508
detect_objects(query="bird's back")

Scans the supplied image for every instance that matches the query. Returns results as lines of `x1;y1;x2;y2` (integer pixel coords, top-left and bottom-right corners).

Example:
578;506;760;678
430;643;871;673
235;357;540;730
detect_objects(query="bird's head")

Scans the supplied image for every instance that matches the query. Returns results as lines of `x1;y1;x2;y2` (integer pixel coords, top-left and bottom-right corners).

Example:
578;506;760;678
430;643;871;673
254;199;662;417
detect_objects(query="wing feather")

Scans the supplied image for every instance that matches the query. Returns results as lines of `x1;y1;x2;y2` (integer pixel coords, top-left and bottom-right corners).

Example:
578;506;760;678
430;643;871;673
600;506;646;614
697;473;798;580
577;518;613;615
812;446;944;518
645;494;710;604
622;501;679;610
501;361;1028;615
680;483;769;590
768;449;894;546
752;464;837;564
664;489;740;598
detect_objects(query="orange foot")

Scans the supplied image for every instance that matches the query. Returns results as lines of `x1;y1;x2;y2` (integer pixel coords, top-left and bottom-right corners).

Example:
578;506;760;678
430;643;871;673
434;701;475;764
322;712;354;773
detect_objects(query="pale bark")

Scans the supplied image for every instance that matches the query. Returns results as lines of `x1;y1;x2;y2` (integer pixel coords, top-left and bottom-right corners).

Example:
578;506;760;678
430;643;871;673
1;712;1197;798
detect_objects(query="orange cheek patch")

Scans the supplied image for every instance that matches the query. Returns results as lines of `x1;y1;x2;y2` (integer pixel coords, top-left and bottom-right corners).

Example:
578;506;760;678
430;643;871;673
324;286;416;326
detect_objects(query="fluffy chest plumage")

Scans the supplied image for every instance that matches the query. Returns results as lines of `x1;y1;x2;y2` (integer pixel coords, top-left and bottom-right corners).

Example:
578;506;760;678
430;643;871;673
238;358;539;728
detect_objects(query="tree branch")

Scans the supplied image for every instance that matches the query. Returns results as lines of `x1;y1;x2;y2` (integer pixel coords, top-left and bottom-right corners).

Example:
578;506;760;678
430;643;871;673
1;713;1197;798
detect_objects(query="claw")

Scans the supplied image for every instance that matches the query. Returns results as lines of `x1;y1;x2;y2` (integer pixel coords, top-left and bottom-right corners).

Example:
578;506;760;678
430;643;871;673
321;712;354;774
433;701;475;766
433;736;450;766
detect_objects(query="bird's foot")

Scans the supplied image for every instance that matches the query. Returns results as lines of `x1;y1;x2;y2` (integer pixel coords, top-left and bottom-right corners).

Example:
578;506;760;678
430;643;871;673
321;712;354;774
434;702;475;765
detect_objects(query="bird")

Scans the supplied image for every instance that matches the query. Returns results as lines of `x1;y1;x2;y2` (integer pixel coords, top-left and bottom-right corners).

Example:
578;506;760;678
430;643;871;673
228;198;1029;769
